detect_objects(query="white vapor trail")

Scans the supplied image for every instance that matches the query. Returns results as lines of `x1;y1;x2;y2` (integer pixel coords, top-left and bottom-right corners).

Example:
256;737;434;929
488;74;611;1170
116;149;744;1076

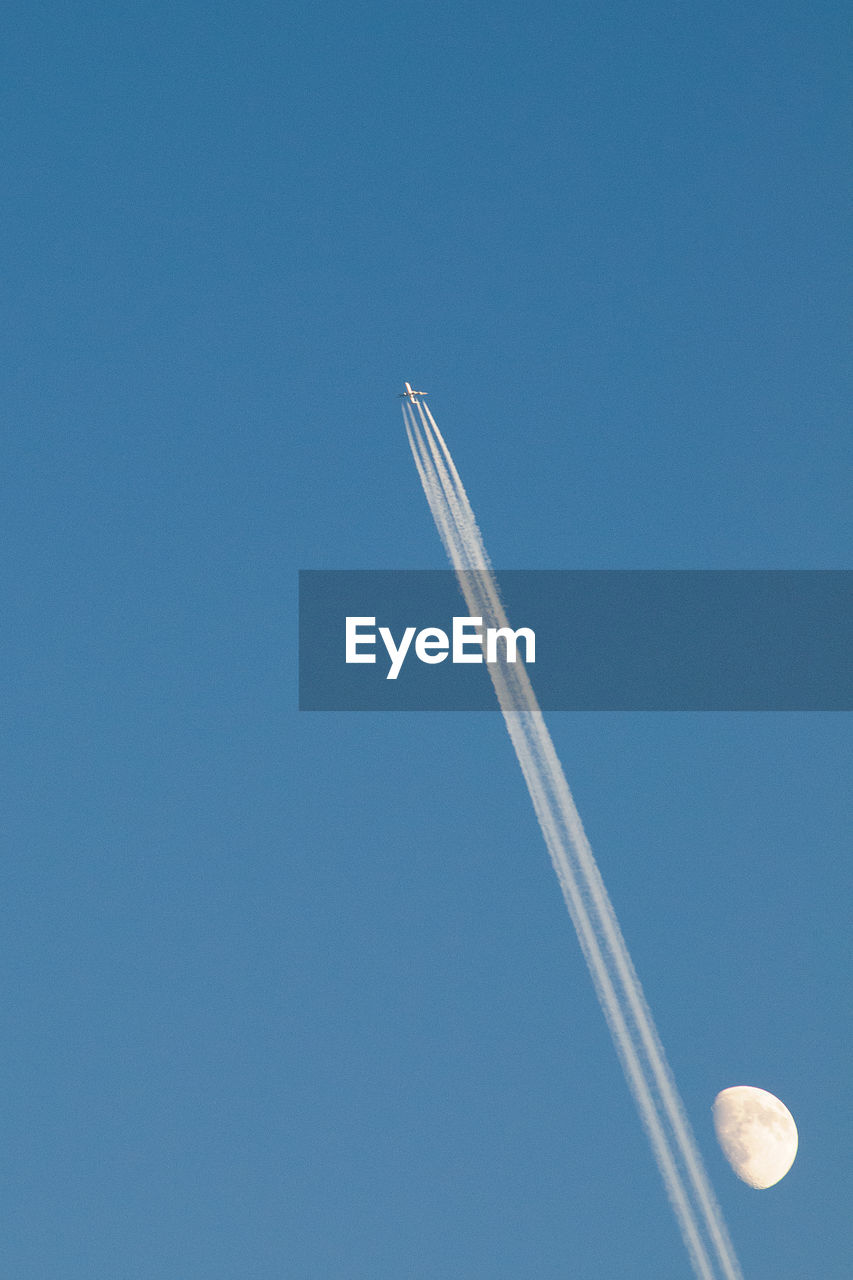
403;398;743;1280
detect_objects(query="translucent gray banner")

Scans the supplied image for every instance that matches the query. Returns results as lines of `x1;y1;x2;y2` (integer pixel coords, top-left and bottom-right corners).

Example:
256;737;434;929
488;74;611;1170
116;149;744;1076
298;570;851;710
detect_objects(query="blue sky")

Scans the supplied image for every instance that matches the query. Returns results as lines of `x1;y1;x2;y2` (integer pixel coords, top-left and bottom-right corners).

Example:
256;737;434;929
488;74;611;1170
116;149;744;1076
3;2;850;1276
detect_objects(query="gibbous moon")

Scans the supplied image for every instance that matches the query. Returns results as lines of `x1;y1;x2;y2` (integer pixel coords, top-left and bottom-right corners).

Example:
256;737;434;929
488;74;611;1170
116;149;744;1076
713;1085;798;1188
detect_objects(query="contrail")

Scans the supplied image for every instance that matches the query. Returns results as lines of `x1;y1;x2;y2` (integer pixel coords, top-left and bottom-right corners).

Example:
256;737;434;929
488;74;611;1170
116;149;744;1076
402;397;743;1280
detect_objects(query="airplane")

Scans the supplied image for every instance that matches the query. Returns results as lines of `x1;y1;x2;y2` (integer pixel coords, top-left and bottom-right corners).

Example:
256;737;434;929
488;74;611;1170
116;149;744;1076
399;381;427;403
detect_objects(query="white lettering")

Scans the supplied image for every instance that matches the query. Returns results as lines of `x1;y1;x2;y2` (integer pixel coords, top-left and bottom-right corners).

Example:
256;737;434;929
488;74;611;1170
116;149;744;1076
346;616;535;678
453;616;484;663
485;626;536;664
346;617;376;663
415;628;449;663
378;626;416;680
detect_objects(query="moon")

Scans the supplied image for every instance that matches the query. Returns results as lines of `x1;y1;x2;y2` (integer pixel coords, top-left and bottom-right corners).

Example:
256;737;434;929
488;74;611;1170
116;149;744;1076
712;1085;798;1188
